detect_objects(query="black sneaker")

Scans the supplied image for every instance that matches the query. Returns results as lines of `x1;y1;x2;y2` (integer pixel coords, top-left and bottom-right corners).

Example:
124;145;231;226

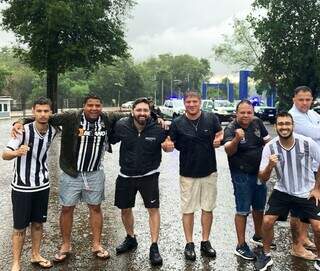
315;259;320;270
116;234;138;254
149;243;163;266
254;252;273;271
200;240;216;258
250;234;276;249
184;242;196;261
234;242;255;260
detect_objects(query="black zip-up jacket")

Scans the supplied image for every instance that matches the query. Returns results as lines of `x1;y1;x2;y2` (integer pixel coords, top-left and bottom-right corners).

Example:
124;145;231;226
110;116;167;176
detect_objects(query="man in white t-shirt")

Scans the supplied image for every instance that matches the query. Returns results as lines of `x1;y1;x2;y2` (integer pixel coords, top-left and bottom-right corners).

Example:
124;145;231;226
289;86;320;258
254;112;320;271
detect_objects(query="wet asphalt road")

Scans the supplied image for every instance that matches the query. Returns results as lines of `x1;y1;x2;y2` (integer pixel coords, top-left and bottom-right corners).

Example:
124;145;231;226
0;118;316;271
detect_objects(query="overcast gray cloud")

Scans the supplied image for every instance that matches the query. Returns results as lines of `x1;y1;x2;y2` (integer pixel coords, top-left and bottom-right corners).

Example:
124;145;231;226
0;0;253;76
126;0;254;75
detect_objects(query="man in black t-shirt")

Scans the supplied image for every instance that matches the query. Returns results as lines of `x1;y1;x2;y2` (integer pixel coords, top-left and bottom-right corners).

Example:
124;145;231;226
223;100;270;260
169;90;223;261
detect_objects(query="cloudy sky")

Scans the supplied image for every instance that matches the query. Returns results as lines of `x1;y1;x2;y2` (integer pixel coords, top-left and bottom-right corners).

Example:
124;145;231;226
125;0;254;76
0;0;254;77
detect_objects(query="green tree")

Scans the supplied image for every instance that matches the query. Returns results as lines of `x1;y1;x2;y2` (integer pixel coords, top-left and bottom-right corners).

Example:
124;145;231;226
249;0;320;109
1;0;134;112
138;54;211;104
213;19;261;69
6;67;35;113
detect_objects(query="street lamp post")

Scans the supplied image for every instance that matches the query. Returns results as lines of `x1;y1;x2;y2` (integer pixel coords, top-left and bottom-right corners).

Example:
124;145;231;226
114;82;122;108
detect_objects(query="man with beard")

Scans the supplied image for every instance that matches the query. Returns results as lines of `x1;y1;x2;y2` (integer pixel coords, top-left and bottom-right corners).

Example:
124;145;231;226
255;112;320;271
169;90;223;261
223;100;270;260
288;86;320;259
110;97;174;266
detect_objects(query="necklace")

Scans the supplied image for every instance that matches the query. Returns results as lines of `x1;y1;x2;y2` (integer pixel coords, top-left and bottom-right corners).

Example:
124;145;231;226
188;117;201;131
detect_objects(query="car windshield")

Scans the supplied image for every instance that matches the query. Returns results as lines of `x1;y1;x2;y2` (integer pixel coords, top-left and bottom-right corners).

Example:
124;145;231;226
214;100;232;107
172;99;184;107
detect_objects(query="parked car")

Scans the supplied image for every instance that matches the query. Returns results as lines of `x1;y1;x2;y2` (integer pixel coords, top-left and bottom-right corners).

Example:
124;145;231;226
254;104;276;124
158;99;185;119
201;99;235;123
312;100;320;115
121;100;134;110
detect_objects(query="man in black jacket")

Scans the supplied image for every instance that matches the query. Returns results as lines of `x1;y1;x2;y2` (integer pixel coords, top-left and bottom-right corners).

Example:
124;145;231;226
110;97;174;266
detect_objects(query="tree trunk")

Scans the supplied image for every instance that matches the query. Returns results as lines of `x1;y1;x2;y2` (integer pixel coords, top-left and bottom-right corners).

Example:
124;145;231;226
47;69;58;113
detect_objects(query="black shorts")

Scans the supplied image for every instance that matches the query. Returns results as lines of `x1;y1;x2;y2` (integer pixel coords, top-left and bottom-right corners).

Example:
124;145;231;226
266;189;320;223
290;172;318;220
11;188;50;230
115;172;160;209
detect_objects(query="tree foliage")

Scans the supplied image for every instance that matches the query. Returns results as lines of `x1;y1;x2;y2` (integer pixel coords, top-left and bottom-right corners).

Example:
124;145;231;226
137;54;212;104
249;0;320;109
213;19;261;70
1;0;134;111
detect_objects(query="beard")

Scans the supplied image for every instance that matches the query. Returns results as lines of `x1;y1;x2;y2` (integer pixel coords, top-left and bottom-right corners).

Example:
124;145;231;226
276;129;293;139
133;115;147;125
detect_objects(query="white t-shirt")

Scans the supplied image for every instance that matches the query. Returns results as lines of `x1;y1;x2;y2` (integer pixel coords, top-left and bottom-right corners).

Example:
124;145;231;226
260;133;320;198
289;104;320;171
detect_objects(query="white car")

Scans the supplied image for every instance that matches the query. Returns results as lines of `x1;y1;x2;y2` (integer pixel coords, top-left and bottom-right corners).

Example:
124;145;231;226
158;99;185;119
121;101;134;109
202;99;235;122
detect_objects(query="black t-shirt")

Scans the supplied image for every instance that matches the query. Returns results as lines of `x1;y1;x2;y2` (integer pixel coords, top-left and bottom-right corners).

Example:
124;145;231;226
169;112;222;178
223;117;269;174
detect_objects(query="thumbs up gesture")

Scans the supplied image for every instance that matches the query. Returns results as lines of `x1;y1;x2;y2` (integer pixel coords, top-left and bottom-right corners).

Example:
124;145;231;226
161;136;175;152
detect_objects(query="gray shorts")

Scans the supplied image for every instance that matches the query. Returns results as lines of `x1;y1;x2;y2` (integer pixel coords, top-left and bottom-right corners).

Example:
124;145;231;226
59;170;105;206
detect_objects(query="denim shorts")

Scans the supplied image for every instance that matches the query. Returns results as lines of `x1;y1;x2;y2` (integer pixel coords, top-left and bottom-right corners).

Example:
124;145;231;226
231;170;267;215
59;170;105;206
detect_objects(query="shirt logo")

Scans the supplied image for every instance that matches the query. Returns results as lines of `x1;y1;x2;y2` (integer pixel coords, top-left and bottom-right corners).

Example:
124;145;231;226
145;137;156;141
254;128;261;138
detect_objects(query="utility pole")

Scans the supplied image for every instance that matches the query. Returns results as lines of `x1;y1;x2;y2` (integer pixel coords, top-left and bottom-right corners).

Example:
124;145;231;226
170;74;173;97
161;79;164;104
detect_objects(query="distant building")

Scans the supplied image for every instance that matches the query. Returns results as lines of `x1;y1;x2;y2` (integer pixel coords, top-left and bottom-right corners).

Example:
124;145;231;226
0;96;12;119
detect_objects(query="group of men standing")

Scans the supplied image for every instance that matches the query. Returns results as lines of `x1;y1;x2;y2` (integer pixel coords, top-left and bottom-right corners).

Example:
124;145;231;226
3;86;320;271
4;91;223;270
222;86;320;271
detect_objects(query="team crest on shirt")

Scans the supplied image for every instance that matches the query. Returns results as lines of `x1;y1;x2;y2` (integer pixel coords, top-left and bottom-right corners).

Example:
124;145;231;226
254;128;261;138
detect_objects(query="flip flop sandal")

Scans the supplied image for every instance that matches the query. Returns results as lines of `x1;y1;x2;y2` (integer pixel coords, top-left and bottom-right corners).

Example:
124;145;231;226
92;248;110;259
304;243;317;251
290;249;317;261
31;259;53;268
53;251;72;263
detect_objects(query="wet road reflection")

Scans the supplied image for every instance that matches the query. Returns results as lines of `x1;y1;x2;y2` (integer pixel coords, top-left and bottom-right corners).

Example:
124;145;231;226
0;119;316;270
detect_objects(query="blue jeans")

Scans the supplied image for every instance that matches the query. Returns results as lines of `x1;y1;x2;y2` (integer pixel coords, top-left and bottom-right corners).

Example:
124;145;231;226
231;170;267;216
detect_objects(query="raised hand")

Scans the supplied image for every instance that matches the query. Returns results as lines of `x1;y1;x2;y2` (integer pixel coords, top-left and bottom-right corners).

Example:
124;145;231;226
161;136;175;152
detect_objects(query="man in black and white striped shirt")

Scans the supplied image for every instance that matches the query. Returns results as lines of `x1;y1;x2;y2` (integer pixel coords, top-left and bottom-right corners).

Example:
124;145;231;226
2;97;56;271
255;112;320;271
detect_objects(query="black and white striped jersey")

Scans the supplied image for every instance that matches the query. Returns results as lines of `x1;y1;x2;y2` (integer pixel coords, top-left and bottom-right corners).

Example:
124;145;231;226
6;122;57;192
260;133;320;198
76;113;107;172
